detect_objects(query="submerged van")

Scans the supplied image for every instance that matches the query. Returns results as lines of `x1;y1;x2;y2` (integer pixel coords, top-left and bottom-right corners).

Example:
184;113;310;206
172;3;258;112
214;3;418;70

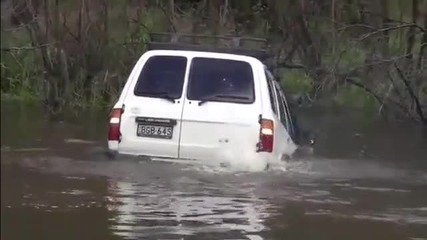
107;33;299;168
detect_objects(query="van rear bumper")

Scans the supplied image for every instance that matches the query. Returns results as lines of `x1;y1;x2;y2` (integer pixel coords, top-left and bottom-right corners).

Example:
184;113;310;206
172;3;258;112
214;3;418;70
105;151;204;165
108;141;119;151
106;149;277;171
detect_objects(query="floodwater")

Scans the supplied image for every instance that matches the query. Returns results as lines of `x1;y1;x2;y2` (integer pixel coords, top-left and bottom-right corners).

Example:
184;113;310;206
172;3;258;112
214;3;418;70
1;100;427;240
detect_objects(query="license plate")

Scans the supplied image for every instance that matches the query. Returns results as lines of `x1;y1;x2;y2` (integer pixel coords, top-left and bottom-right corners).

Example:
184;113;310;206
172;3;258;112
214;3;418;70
137;124;173;139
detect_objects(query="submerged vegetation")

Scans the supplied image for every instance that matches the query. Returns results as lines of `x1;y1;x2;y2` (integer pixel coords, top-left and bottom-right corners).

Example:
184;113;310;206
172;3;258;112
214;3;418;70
1;0;426;124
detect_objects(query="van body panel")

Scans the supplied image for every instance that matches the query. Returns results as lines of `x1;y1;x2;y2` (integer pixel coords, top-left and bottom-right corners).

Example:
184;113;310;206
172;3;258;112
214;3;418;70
178;102;261;162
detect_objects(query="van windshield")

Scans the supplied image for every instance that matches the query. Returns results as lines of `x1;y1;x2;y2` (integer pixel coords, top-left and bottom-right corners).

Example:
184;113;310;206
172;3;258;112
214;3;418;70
134;56;187;99
187;57;255;104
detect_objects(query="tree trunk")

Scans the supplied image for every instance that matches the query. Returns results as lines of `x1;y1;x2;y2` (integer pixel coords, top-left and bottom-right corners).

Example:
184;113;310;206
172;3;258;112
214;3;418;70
43;0;50;41
356;0;366;23
417;13;427;69
289;0;322;81
381;0;389;58
168;0;175;32
331;0;336;54
406;0;418;60
78;0;85;42
102;0;108;46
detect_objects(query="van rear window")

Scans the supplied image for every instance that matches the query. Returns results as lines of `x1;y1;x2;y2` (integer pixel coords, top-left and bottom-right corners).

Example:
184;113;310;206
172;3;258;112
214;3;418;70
134;56;187;99
187;58;255;104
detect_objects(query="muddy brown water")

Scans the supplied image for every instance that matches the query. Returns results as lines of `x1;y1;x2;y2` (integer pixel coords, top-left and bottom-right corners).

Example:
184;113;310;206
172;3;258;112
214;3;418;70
1;100;427;240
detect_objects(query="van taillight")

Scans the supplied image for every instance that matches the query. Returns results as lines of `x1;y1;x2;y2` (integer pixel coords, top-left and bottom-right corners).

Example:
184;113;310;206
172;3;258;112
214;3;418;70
257;119;274;152
108;108;123;142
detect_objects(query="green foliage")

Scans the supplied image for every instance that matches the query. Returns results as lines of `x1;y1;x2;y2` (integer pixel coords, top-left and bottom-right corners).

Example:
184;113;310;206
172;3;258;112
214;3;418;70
1;51;41;101
281;69;314;94
333;84;378;114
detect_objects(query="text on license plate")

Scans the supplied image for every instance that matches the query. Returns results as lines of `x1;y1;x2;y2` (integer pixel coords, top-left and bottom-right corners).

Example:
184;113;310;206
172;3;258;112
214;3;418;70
137;124;173;139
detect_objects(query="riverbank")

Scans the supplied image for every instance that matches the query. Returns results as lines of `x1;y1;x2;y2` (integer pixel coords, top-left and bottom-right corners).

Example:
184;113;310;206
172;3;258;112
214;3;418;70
1;0;425;124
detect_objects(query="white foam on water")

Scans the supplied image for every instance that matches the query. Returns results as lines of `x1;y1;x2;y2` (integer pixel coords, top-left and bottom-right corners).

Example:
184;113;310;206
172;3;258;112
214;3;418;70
181;141;303;174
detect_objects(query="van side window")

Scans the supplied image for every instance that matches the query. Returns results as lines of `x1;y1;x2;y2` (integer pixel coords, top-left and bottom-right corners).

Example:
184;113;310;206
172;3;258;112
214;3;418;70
265;71;278;115
275;82;298;139
275;86;291;131
276;83;293;124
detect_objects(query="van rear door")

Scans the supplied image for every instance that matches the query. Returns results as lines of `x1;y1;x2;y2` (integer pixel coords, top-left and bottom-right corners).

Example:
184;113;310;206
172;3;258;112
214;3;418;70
118;55;188;158
178;57;261;161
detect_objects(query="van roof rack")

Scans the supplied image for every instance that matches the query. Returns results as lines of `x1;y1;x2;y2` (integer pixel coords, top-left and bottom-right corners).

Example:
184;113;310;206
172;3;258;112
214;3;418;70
147;32;270;61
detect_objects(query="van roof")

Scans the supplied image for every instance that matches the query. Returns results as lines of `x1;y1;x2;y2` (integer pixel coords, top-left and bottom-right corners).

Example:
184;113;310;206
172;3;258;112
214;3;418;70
147;32;270;62
144;49;264;64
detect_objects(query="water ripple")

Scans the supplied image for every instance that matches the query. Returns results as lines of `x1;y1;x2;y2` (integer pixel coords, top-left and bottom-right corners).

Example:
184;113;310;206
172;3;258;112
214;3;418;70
106;181;272;239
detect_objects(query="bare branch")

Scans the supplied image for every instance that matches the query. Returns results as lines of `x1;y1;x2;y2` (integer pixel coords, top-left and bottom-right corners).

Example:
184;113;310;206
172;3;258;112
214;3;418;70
394;63;427;124
344;76;416;120
346;54;411;74
337;23;377;32
386;70;405;103
345;77;385;108
278;62;305;69
358;9;426;29
2;24;30;32
359;24;425;41
0;43;55;52
62;14;80;42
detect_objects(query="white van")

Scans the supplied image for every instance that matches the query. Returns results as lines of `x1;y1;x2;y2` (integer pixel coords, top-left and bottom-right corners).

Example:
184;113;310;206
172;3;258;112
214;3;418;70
107;35;298;168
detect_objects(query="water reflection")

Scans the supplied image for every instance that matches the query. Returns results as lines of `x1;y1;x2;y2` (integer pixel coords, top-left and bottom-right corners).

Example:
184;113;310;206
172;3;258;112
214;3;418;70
106;179;273;239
